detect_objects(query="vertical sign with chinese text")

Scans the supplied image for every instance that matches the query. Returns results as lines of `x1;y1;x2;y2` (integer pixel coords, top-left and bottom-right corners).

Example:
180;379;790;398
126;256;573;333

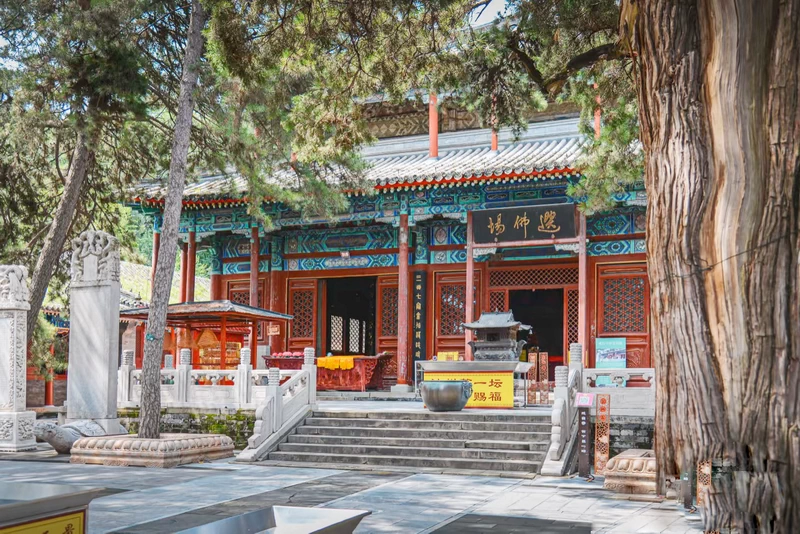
412;271;427;362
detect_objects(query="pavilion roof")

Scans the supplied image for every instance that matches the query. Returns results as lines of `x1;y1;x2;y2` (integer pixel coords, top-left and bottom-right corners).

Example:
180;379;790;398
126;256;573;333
119;300;293;327
132;120;584;206
463;311;526;330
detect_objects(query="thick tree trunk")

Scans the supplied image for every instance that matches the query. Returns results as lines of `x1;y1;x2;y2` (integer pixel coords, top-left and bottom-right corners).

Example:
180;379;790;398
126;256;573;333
633;0;799;531
138;0;206;439
26;133;93;341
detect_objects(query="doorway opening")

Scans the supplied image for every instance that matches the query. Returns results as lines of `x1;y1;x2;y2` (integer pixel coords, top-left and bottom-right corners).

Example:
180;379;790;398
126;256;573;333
326;276;376;355
509;288;564;362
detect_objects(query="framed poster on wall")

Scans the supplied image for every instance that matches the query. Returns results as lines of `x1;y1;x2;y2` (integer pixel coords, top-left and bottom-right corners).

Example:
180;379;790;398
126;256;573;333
595;337;627;368
595;337;626;387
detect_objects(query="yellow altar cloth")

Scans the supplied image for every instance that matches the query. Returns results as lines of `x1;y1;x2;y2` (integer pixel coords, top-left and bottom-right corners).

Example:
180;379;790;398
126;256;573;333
317;356;355;370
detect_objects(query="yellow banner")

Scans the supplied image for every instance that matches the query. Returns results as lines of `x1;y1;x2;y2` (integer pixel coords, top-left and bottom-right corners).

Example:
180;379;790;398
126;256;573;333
425;371;514;408
2;511;84;534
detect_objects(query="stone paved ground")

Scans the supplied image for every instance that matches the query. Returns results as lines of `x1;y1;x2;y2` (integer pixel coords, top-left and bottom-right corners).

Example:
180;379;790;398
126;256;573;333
0;458;703;533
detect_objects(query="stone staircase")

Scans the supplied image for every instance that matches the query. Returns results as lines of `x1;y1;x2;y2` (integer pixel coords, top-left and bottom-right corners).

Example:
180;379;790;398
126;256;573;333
266;410;551;474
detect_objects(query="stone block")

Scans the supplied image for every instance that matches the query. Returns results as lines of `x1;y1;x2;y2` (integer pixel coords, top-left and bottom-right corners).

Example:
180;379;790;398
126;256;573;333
70;433;234;468
0;411;36;452
603;449;656;494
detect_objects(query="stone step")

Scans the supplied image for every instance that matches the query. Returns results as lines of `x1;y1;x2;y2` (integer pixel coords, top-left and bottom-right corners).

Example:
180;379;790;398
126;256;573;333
303;417;550;433
278;442;545;461
294;425;550;442
287;434;550;452
267;451;540;472
311;411;551;423
465;440;538;451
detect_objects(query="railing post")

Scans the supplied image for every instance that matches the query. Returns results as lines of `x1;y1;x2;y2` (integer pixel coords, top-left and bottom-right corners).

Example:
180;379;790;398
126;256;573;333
237;348;253;407
569;343;584;391
303;347;317;407
268;367;283;428
118;349;135;405
176;348;192;404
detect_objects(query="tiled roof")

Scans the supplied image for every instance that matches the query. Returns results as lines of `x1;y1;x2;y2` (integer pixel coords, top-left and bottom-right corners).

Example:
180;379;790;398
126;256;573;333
134;119;585;202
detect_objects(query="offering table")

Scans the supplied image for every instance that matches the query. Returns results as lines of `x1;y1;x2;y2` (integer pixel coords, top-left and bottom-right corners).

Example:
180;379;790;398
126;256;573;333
265;353;393;392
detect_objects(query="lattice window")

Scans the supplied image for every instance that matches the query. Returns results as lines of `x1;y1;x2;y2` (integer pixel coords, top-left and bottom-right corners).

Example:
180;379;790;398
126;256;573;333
489;291;505;312
380;286;398;337
330;315;343;351
229;287;265;339
602;276;646;333
567;289;579;345
291;290;314;338
229;290;249;305
439;284;466;336
349;318;361;352
490;267;578;288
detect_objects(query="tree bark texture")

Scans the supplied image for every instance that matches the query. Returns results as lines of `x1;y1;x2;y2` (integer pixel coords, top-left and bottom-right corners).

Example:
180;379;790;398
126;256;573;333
138;0;206;439
632;0;799;531
26;133;93;341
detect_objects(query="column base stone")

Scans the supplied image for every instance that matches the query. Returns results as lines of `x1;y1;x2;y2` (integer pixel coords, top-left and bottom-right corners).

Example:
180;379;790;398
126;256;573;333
0;411;37;452
390;384;414;393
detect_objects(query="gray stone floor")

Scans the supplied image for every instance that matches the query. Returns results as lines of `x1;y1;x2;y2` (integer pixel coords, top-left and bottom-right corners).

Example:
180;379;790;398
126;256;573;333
0;459;703;533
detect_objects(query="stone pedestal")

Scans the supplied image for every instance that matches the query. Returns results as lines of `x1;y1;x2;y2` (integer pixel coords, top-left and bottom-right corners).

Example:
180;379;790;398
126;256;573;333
0;265;36;452
603;449;657;494
70;433;234;468
66;231;124;434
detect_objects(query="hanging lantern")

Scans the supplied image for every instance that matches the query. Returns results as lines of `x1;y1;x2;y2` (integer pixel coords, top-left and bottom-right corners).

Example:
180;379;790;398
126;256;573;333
197;328;219;348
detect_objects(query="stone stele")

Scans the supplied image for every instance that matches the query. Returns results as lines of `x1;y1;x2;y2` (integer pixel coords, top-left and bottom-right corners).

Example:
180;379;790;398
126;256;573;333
70;434;235;468
0;265;36;452
602;449;657;494
66;230;123;433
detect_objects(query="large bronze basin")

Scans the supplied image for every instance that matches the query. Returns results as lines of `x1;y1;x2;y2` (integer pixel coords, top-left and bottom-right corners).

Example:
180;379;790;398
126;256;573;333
420;380;473;412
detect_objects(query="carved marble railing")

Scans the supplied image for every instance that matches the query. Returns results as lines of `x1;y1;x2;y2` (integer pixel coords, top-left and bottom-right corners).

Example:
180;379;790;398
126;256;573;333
583;367;655;417
541;343;583;476
119;349;303;411
237;347;318;462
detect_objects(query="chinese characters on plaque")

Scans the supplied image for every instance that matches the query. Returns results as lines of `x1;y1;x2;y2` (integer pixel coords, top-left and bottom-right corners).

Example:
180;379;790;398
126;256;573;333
412;271;427;362
472;204;577;244
425;372;514;408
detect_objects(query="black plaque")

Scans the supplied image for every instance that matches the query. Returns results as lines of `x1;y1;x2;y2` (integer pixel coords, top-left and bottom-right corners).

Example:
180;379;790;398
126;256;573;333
412;271;427;361
472;204;576;244
578;407;591;477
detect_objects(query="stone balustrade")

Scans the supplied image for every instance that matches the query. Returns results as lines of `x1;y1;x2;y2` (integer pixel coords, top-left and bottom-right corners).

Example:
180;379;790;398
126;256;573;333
118;352;304;411
583;367;655;417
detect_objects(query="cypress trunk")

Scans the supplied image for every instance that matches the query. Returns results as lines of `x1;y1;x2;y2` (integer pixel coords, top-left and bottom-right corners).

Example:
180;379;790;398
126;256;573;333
138;0;207;439
26;133;93;341
632;0;800;531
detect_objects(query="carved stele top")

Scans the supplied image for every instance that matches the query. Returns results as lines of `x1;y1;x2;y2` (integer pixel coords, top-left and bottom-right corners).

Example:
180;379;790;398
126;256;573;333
0;265;30;309
70;230;120;284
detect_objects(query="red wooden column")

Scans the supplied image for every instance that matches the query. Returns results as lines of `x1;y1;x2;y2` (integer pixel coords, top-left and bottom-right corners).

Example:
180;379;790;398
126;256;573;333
429;93;438;158
220;316;227;370
150;229;160;297
249;226;259;364
465;211;475;360
577;212;588;363
179;242;188;303
394;214;411;390
187;230;196;302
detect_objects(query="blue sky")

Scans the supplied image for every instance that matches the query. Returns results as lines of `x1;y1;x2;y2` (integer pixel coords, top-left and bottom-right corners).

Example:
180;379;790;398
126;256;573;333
471;0;506;25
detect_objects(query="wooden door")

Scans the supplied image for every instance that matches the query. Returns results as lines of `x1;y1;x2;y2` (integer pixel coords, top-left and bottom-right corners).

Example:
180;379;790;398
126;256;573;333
376;275;398;355
287;279;317;353
594;263;650;368
434;272;480;358
228;280;267;341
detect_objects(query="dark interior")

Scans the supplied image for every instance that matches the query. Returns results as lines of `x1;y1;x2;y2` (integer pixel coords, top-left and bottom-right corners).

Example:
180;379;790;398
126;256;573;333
509;288;564;358
326;276;376;355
